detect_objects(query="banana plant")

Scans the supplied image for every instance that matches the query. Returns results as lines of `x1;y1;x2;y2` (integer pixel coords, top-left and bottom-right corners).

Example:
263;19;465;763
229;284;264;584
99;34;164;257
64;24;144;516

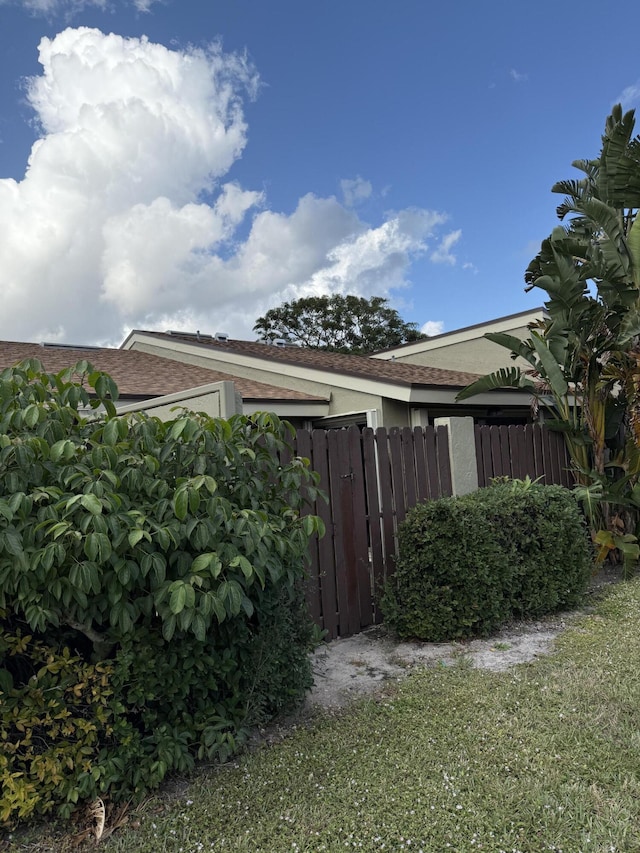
458;104;640;553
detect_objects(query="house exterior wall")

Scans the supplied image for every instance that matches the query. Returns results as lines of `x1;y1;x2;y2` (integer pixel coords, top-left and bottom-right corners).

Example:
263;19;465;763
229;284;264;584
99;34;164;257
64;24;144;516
381;397;411;428
115;381;241;421
388;324;533;375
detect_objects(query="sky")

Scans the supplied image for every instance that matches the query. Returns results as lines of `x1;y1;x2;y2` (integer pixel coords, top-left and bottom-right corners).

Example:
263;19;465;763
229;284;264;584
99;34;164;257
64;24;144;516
2;1;640;346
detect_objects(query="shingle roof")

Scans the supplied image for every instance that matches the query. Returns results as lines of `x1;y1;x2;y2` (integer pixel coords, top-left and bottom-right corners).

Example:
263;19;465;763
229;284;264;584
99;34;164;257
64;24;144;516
0;341;326;402
132;331;482;388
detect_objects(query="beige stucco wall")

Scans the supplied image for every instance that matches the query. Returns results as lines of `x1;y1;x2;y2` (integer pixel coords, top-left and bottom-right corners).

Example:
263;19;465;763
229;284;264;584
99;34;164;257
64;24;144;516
391;324;533;375
116;381;240;421
381;398;411;428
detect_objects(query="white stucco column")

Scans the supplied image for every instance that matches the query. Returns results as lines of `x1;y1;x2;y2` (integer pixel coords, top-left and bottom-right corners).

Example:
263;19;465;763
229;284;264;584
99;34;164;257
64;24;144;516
434;416;478;496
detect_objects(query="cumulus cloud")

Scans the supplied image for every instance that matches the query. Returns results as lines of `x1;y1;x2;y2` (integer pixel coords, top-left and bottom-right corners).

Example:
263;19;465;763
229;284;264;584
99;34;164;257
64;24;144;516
431;229;461;265
0;28;457;344
421;320;444;337
340;175;373;207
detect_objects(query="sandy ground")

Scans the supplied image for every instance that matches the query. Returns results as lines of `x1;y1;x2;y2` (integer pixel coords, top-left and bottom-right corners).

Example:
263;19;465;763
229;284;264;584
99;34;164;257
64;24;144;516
299;566;622;713
304;617;566;710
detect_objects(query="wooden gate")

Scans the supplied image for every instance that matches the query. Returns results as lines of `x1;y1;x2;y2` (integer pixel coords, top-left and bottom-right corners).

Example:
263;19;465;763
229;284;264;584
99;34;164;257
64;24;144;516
294;425;452;640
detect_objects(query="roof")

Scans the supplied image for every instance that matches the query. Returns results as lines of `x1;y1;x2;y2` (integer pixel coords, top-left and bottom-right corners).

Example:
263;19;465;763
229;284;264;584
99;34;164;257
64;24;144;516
0;341;326;403
125;331;482;389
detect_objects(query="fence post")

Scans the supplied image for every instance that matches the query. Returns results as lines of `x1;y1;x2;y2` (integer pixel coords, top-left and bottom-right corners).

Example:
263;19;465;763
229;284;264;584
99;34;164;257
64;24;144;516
434;416;478;496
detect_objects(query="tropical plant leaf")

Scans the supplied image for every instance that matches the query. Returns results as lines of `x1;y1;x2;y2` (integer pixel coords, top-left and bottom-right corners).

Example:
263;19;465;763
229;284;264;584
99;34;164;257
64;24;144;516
455;367;534;402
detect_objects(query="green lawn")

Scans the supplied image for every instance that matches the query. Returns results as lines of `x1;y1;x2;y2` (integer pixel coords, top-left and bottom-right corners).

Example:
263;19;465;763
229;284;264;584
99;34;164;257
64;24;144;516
7;578;640;853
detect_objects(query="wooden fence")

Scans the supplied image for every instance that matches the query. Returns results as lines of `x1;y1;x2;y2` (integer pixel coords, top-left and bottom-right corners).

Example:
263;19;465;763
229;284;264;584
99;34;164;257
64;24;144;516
294;425;452;640
474;423;574;488
293;421;576;640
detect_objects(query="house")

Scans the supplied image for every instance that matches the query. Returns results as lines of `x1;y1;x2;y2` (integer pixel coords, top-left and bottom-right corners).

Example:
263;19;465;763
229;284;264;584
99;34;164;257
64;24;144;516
370;307;546;375
0;340;329;423
121;328;535;429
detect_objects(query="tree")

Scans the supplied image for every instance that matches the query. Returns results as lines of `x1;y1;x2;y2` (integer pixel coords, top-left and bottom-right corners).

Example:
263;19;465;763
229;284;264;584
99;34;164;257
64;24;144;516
457;104;640;569
253;294;427;354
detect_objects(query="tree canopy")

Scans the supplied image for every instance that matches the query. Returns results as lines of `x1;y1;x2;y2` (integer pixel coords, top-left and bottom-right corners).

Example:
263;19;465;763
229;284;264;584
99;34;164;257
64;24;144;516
253;294;427;354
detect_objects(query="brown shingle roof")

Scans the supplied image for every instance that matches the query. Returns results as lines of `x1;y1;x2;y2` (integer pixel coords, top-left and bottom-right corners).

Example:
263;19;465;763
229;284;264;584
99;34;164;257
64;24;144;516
132;331;482;388
0;341;326;403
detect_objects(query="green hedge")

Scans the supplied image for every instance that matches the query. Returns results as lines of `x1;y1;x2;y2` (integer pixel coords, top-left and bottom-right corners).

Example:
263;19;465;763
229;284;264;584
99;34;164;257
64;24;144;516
0;359;323;827
382;480;593;642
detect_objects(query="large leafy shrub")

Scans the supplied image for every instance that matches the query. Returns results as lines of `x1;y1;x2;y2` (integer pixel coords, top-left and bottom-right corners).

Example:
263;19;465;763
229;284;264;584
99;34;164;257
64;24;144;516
0;359;323;826
382;480;592;641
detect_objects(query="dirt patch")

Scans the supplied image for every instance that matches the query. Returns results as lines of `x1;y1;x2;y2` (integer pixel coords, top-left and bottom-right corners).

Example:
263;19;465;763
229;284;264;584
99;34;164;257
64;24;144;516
301;564;623;712
304;618;563;710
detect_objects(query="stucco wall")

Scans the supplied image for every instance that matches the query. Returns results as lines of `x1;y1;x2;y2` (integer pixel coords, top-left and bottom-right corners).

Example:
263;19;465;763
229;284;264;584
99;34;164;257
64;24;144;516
391;324;533;375
381;397;411;428
116;381;240;421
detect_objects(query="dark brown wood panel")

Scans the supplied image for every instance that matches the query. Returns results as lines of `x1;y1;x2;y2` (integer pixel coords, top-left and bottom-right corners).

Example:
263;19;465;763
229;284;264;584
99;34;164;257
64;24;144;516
347;426;374;629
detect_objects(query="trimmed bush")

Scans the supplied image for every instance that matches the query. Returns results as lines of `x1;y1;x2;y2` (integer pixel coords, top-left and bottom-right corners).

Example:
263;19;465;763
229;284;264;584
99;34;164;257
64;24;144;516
0;359;323;827
382;479;593;641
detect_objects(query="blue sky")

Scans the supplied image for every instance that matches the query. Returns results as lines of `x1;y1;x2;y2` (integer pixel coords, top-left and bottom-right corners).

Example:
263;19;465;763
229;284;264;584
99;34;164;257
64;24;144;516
2;0;640;345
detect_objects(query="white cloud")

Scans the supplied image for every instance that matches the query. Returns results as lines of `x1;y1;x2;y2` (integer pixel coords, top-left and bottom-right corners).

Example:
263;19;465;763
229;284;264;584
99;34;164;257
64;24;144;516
421;320;444;337
509;68;528;83
615;82;640;108
0;28;458;344
340;175;373;207
0;0;158;13
431;229;461;265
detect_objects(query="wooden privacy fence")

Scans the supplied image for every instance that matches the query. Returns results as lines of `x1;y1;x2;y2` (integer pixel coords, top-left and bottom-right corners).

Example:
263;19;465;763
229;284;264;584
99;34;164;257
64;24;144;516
293;425;452;640
474;423;575;488
291;421;576;641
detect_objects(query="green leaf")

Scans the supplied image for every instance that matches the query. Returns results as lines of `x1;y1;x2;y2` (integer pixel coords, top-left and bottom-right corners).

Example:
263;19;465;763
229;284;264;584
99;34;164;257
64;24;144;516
191;552;217;573
84;532;112;563
229;554;254;580
2;529;23;556
162;614;177;642
192;612;207;642
529;331;568;397
173;489;188;521
169;418;188;440
456;367;534;402
102;418;120;446
80;494;103;515
219;579;243;615
128;528;146;548
50;439;74;463
169;582;187;614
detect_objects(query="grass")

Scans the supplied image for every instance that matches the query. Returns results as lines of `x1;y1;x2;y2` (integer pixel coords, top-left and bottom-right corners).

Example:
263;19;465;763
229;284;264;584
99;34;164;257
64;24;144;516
6;578;640;853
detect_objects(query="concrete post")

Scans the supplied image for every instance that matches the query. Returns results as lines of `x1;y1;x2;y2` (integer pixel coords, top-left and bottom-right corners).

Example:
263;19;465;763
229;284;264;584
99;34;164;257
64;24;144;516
434;416;479;496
